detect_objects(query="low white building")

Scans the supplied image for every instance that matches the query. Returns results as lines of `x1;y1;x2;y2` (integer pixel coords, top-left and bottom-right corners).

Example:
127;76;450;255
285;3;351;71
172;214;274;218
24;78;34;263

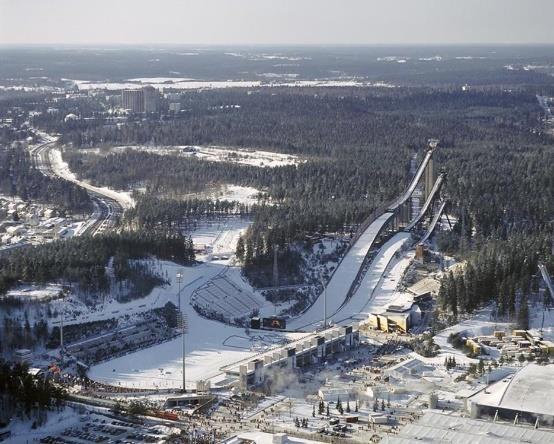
6;225;25;236
318;385;356;402
385;357;434;381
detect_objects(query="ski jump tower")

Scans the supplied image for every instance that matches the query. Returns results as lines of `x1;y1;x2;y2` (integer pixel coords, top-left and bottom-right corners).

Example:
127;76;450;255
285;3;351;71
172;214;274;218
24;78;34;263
390;138;441;229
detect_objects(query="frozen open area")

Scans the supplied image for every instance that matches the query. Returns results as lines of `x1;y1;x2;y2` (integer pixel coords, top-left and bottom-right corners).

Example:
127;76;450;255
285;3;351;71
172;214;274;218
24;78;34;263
4;283;63;302
190;216;251;260
88;260;306;389
207;185;265;206
70;78;395;91
99;144;303;168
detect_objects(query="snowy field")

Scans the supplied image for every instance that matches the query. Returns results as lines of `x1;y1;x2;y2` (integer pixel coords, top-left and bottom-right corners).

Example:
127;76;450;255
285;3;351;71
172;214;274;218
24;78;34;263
88;261;306;389
70;78;395;91
49;148;135;209
100;144;303;168
205;184;265;206
528;302;554;341
184;145;302;168
190;216;250;260
3;283;63;301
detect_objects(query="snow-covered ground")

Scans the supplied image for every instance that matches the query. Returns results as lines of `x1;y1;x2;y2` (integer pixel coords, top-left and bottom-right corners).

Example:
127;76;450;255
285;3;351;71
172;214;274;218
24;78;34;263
88;261;306;390
70;78;395;91
209;185;265;206
4;283;63;301
99;144;303;168
429;307;508;365
528;303;554;341
181;184;266;207
183;146;303;168
49;148;135;209
288;212;395;330
191;216;251;260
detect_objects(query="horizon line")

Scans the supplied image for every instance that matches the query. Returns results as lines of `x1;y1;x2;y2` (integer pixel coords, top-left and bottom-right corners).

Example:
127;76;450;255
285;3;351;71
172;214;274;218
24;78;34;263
1;42;554;48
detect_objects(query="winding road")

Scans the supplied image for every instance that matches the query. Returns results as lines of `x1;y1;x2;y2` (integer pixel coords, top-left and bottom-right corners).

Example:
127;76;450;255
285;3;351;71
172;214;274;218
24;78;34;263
29;134;127;236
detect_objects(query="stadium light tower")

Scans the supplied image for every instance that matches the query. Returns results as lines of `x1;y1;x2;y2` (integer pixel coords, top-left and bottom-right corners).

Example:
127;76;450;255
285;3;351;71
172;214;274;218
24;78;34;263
177;311;188;392
319;271;327;330
176;271;183;311
59;289;68;365
176;270;187;392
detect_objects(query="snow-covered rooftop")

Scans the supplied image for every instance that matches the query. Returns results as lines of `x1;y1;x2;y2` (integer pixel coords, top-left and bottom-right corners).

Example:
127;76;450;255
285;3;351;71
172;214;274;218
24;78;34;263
381;411;554;443
468;363;554;417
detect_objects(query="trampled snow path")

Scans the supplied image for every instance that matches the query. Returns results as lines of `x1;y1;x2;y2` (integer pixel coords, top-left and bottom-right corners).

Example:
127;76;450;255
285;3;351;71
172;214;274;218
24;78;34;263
88;261;305;390
287;212;394;330
49;148;135;210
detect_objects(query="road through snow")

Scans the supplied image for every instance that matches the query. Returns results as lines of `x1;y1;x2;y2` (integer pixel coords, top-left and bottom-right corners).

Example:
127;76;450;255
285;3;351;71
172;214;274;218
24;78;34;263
49;148;135;210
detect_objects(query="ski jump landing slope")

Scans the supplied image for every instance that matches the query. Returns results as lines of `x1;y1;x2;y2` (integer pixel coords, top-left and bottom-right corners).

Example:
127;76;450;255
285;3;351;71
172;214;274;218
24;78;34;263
332;232;411;324
288;211;394;331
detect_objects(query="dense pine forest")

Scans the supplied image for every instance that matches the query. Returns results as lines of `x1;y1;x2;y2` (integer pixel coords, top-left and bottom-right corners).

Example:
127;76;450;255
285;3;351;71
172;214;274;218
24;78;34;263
7;83;554;319
0;361;65;426
56;87;553;248
0;231;195;296
0;142;91;213
438;233;554;322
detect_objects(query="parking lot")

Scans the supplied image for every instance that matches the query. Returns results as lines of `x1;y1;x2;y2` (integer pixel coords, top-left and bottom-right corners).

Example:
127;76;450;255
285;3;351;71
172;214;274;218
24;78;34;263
38;412;177;444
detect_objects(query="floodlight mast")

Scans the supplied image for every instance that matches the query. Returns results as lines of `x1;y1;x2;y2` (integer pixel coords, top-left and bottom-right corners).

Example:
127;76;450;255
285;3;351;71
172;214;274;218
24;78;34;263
182;315;186;393
176;271;186;392
176;271;183;311
319;271;327;329
176;310;187;392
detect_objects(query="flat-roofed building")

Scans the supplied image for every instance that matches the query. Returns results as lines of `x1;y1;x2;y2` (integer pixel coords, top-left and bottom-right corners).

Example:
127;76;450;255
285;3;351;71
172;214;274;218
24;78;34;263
121;89;144;113
143;86;159;112
381;411;554;444
467;363;554;424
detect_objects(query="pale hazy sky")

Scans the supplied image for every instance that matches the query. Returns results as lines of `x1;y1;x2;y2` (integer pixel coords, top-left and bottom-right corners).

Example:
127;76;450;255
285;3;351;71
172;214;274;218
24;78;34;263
1;0;553;45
